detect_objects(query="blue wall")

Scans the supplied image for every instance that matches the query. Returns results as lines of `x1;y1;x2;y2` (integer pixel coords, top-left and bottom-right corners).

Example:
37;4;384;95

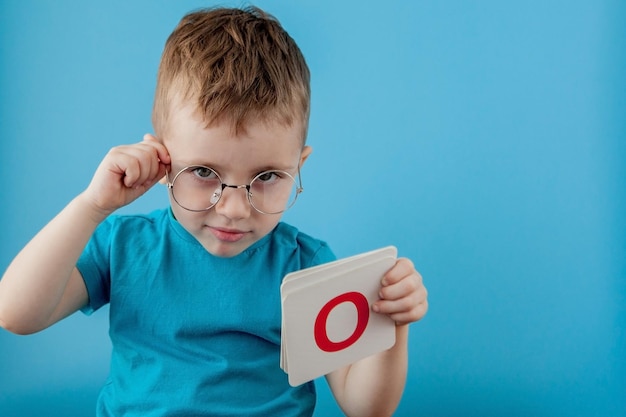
1;1;624;416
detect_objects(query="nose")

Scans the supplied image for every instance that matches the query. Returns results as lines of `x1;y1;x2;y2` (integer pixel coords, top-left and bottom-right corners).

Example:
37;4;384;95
213;185;252;219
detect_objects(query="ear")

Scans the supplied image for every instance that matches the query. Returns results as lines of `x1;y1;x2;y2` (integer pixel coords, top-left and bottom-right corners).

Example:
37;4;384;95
299;145;313;167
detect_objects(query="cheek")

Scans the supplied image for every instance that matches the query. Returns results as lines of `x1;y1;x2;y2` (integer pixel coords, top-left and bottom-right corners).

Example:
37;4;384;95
169;202;205;227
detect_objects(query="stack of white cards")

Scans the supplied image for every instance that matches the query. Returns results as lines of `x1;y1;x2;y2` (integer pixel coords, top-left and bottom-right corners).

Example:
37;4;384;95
280;246;398;386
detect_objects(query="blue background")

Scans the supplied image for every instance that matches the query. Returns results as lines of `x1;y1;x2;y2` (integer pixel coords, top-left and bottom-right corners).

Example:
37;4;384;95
1;1;624;416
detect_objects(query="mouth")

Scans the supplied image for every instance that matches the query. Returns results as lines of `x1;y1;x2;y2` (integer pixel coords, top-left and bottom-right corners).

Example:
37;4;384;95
208;226;248;242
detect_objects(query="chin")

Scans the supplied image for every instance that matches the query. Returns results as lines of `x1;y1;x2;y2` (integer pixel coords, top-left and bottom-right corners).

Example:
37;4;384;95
202;241;248;258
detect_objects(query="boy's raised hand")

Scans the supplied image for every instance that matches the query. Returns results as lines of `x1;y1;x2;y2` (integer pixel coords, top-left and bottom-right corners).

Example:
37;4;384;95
82;134;171;217
373;258;428;326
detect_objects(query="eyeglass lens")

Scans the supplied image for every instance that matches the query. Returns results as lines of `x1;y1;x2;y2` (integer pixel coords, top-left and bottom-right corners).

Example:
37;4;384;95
170;166;299;214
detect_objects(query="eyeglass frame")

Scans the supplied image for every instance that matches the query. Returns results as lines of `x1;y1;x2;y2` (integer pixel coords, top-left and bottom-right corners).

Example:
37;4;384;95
165;164;304;215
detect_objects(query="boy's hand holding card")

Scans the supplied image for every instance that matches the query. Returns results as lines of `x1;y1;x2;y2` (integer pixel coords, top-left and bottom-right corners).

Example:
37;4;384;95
280;246;397;387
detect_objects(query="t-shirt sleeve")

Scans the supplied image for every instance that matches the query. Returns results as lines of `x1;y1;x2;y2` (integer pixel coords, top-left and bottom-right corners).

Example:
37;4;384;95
306;240;337;268
77;217;113;315
311;242;337;266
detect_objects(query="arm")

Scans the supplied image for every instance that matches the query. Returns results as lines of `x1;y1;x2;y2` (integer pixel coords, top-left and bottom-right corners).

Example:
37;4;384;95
326;258;428;417
0;135;170;335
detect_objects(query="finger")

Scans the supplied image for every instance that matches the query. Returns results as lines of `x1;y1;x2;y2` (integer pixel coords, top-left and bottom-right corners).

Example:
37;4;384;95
376;281;423;311
388;298;429;326
105;145;152;189
115;152;143;188
379;272;423;302
374;291;429;324
141;135;171;185
381;258;416;286
373;270;428;325
140;143;164;187
143;133;171;165
120;142;167;187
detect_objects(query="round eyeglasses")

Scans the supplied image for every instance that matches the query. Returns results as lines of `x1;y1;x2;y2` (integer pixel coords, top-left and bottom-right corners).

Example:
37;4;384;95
166;165;303;214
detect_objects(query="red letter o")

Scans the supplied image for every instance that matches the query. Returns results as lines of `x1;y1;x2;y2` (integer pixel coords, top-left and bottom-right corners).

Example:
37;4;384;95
314;291;370;353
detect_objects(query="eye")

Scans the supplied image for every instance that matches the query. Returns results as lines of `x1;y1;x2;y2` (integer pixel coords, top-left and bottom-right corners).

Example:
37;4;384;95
191;167;218;179
255;171;282;183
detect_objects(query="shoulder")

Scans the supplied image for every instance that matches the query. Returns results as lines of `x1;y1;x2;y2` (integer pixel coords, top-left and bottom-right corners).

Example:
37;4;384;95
100;208;169;234
271;222;336;268
89;209;170;249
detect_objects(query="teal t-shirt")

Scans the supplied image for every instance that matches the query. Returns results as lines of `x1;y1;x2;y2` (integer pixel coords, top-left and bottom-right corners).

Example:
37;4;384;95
77;208;335;417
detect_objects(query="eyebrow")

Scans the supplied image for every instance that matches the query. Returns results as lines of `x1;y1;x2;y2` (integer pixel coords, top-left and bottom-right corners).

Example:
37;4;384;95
175;160;298;174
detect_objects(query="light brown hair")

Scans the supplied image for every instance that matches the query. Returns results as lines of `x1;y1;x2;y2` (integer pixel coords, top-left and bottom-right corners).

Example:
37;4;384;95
152;6;310;143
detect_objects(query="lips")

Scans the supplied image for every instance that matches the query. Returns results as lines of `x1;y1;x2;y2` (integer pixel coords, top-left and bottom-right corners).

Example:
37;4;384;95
209;226;248;242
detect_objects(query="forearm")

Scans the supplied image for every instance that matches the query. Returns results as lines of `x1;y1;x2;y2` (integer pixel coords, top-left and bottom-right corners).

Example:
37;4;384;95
0;193;106;333
329;325;409;417
0;138;170;334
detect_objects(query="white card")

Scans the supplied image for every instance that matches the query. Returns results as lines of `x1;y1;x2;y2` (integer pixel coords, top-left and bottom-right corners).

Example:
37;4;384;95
280;246;397;369
280;246;398;296
280;246;397;386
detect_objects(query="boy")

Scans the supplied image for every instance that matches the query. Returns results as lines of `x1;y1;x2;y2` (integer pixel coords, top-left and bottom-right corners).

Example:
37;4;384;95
0;6;428;417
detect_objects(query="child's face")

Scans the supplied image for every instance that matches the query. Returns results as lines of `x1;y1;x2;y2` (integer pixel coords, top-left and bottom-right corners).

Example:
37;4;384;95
162;103;311;257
